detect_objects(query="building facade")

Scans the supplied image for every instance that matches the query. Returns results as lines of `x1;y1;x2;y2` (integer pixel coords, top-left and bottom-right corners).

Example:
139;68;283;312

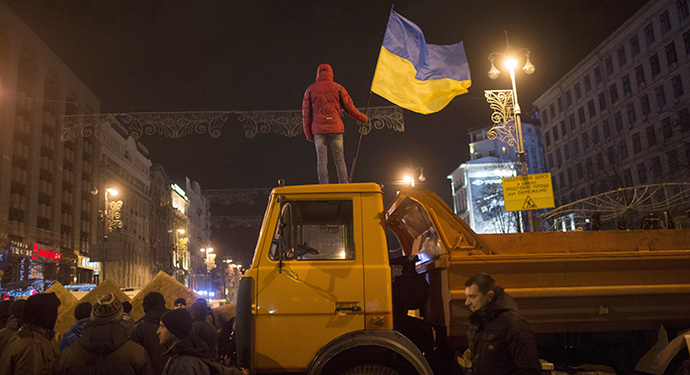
535;0;690;211
0;2;101;285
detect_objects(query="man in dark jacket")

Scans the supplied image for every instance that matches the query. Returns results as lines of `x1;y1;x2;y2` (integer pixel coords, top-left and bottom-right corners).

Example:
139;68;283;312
131;291;169;375
0;299;25;354
464;273;541;375
302;63;368;184
58;301;91;350
53;293;153;374
187;300;218;358
0;292;61;375
157;309;212;375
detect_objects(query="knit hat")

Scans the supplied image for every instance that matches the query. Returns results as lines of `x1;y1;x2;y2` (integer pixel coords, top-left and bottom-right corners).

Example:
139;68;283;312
74;301;92;320
91;293;123;321
24;292;61;330
143;292;166;313
161;308;193;340
174;298;186;306
9;299;26;318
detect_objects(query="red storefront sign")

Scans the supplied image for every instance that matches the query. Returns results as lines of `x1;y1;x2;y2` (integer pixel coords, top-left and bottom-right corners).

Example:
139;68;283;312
31;243;61;261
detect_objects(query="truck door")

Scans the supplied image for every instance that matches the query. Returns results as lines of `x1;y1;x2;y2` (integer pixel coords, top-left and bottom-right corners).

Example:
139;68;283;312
255;197;365;371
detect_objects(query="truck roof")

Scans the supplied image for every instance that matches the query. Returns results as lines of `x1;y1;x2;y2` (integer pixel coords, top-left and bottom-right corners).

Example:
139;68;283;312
271;182;383;195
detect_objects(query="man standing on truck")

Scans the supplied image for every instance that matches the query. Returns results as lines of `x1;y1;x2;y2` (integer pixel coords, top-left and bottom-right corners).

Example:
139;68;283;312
302;63;368;184
464;273;541;375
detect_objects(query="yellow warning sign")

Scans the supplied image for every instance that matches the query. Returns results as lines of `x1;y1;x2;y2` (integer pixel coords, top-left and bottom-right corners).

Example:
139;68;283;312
502;173;555;212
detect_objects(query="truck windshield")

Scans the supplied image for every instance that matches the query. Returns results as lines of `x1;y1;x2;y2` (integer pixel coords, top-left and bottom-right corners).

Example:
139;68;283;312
269;200;354;261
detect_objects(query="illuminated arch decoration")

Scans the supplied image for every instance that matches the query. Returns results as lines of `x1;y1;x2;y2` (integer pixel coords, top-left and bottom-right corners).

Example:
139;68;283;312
540;183;690;231
210;215;264;228
484;90;519;152
202;188;271;206
60;106;404;141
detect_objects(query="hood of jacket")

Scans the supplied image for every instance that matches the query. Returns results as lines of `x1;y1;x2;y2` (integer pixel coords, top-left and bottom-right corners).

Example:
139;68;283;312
165;332;213;359
137;304;168;325
79;318;129;356
69;317;90;336
469;286;519;325
4;315;20;331
187;301;208;323
315;64;333;82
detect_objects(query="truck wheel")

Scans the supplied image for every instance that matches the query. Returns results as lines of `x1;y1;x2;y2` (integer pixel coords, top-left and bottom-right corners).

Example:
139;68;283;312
341;365;400;375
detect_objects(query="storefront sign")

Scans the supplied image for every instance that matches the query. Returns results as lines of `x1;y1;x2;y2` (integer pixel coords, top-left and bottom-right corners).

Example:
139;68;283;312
31;243;61;261
78;255;100;271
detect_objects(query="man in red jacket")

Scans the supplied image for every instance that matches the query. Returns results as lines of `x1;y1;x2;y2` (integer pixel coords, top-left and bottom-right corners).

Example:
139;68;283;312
302;64;368;184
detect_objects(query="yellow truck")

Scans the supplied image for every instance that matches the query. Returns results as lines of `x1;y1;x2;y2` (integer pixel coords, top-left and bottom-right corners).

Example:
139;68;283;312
236;182;690;374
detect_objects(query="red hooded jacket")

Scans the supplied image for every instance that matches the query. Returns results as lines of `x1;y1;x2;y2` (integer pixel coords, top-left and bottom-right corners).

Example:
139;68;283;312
302;64;368;141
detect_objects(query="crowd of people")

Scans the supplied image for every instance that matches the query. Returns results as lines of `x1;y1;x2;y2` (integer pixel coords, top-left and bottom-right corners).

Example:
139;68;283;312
0;292;240;375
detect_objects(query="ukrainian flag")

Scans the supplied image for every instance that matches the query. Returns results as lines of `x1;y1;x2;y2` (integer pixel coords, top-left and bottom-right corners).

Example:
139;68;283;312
371;10;471;115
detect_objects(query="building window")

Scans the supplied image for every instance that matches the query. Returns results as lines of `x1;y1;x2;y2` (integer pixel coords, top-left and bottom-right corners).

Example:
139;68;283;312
680;0;690;20
637;163;647;184
575;83;582;99
573;138;580;154
603;119;611;139
598;92;607;110
582;133;590;150
607;147;616;165
567;168;573;185
576;163;583;179
668;150;679;171
610;83;619;103
623;168;633;186
627;104;637;124
647;125;658;146
588;158;595;177
672;74;685;98
545;130;551;146
559;120;566;136
553;124;560;141
632;133;642;153
564;144;570;159
588;100;596;117
556;149;562;167
650;53;661;76
666;42;678;66
656;85;667;109
557;98;563;112
651;156;662;177
566;90;573;106
615;111;624;131
594;66;602;84
680;108;690;130
635;64;646;86
661;10;672;33
641;94;650;116
542;110;549;124
622;74;631;95
645;23;655;45
617;45;627;66
591;126;599;144
569;114;576;130
620;140;629;159
631;35;641;56
605;56;614;75
549;103;556;118
662;117;674;138
584;75;592;92
685;31;690;54
548;153;554;169
578;107;586;124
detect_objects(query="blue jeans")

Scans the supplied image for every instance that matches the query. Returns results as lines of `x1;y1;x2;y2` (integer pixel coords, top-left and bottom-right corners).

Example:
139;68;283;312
314;133;348;184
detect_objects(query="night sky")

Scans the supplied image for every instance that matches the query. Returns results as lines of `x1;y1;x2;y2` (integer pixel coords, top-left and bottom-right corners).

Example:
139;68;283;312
6;1;649;265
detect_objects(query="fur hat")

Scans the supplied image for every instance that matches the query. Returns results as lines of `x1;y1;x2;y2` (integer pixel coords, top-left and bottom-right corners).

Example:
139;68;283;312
24;292;61;330
161;308;193;340
143;292;166;313
91;293;123;321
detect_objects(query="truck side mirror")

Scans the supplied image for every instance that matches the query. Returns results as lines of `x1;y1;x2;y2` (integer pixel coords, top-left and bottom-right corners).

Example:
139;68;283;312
278;202;295;270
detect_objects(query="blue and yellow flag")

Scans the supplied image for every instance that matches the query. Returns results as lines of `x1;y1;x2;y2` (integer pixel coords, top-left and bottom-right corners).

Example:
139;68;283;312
371;10;471;115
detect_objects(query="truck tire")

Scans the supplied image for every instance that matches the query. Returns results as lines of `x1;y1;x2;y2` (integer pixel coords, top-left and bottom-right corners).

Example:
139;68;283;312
341;365;400;375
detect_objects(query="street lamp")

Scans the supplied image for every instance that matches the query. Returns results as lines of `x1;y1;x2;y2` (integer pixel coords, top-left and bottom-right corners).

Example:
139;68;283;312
402;159;425;187
97;187;122;283
485;34;535;175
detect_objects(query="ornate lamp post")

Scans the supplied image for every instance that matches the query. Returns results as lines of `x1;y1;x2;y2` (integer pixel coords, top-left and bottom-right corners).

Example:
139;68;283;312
102;187;122;282
402;159;426;187
485;36;535;175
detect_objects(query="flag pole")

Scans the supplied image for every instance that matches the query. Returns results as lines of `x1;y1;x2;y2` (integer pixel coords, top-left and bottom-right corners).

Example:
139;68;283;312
349;4;394;183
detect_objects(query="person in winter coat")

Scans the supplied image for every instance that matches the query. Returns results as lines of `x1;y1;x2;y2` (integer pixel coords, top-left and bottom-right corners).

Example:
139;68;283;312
157;309;212;375
302;63;368;184
0;299;26;354
0;300;11;329
53;293;153;374
131;291;169;375
464;273;541;375
58;301;91;351
187;300;218;358
121;301;136;336
0;292;62;375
